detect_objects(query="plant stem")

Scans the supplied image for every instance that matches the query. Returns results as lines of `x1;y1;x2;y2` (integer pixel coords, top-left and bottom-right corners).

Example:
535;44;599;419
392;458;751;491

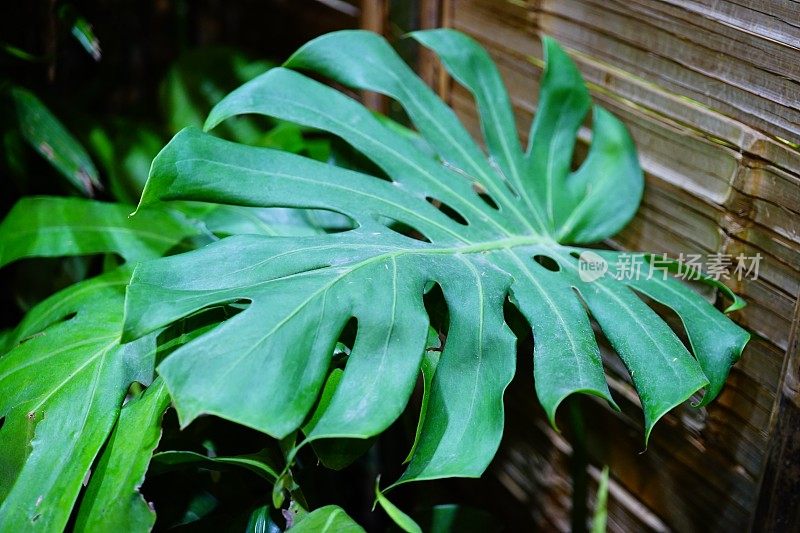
569;398;588;533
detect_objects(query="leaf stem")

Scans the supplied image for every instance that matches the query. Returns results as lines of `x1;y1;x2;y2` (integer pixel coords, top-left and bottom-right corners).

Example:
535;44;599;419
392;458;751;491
569;398;588;533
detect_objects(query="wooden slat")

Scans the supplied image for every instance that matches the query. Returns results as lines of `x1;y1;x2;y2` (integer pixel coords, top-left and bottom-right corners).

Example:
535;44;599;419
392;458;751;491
665;0;800;49
534;0;800;141
451;0;800;175
440;0;800;529
752;294;800;530
360;0;389;112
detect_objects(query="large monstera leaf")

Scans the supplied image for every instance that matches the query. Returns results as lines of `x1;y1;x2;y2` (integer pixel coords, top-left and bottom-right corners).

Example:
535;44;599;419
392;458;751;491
124;30;749;484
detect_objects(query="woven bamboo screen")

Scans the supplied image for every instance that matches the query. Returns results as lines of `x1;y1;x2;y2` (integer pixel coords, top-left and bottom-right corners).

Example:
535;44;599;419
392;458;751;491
410;1;800;530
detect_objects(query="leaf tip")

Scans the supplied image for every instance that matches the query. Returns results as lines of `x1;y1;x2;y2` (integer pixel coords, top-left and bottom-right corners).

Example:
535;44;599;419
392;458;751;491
724;296;747;313
643;375;709;447
544;389;618;432
202;113;220;133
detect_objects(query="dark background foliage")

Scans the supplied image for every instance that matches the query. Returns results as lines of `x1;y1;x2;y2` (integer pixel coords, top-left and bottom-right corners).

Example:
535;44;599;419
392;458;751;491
0;0;357;327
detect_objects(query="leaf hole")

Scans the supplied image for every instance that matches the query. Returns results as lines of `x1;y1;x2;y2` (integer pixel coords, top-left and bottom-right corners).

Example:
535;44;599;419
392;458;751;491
533;254;560;272
571;287;622;378
332;317;358;368
425;197;468;226
630;289;693;356
17;311;78;347
423;282;449;340
303;209;355;234
503;292;529;342
328;137;392;181
571;136;589;172
569;251;581;259
385;220;431;243
472;183;499;210
155;301;250;365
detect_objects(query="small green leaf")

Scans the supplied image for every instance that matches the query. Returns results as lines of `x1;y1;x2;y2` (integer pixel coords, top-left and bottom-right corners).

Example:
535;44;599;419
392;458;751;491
289;505;364;533
71;16;101;61
151;450;281;483
1;43;45;62
87;122;163;204
592;466;610;533
11;87;101;196
246;505;280;533
375;479;422;533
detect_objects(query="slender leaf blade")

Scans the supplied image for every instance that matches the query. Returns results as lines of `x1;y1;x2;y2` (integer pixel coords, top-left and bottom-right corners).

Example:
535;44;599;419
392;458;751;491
12;88;101;196
0;197;200;268
75;379;170;532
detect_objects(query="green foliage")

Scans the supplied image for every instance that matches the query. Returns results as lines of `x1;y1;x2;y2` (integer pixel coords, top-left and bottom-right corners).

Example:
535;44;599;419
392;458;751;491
87;121;164;204
375;480;422;533
592;466;610;533
0;268;157;530
150;449;281;482
0;41;337;531
289;505;364;532
125;28;747;491
0;197;199;267
0;28;749;532
11;87;101;196
76;379;170;531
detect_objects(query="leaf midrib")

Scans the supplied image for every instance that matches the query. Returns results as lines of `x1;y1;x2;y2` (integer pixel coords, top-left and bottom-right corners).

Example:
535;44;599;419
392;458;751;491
148;235;557;306
472;74;549;234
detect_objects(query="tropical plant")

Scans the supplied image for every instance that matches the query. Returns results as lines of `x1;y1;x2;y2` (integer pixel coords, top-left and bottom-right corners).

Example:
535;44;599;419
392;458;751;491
0;29;749;531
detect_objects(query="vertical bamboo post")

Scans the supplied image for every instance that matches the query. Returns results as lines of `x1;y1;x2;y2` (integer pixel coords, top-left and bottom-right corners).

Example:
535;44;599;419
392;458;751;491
360;0;389;113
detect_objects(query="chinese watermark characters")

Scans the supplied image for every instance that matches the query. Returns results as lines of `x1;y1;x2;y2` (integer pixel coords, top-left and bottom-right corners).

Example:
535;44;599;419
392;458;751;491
577;251;762;283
